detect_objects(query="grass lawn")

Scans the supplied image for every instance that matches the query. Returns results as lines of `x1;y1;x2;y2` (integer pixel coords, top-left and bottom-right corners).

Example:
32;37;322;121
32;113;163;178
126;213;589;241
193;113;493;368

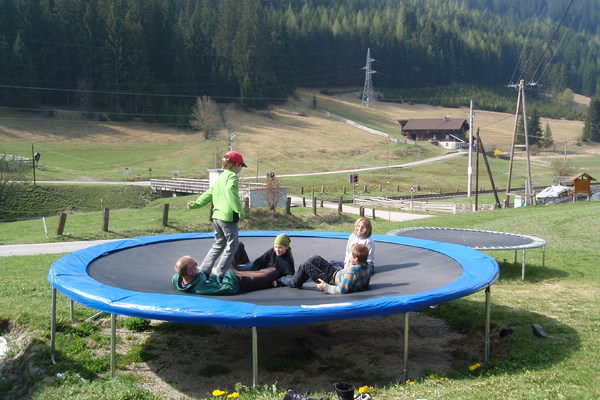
1;92;598;399
1;199;599;399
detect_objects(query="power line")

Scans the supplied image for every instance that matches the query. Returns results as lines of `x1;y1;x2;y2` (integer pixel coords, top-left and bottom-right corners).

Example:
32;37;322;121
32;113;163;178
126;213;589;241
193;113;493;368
529;0;575;85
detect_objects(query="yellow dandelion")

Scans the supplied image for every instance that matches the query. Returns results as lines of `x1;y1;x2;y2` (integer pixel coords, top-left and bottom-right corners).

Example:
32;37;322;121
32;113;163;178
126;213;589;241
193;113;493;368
358;386;371;394
468;363;482;371
405;379;415;385
212;389;226;397
227;393;239;398
524;370;530;375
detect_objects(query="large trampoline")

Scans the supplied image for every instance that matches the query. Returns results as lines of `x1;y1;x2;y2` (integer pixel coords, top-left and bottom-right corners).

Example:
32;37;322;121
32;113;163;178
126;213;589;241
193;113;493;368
387;227;546;280
49;231;499;384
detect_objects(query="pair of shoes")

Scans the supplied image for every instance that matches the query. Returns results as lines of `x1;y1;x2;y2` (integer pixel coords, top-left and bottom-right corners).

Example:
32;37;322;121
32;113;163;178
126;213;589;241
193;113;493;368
283;390;308;400
283;390;329;400
202;272;210;283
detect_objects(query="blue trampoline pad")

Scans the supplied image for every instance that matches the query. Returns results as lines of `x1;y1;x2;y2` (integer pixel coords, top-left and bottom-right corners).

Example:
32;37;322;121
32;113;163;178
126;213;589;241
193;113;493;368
48;231;498;327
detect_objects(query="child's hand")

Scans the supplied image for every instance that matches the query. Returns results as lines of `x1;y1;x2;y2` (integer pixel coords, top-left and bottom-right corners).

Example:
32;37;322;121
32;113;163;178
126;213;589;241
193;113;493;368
316;279;327;291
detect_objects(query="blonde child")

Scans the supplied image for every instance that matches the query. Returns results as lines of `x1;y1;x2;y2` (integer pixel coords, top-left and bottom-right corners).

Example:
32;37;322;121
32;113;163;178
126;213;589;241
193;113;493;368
342;217;375;274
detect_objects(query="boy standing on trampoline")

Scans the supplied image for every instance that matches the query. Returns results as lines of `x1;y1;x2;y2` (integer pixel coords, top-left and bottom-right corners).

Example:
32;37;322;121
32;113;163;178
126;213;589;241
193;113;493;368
187;150;247;284
292;243;372;294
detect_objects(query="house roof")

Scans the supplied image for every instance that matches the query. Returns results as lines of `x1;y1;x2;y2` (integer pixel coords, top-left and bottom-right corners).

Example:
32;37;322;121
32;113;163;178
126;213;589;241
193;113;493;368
399;118;468;131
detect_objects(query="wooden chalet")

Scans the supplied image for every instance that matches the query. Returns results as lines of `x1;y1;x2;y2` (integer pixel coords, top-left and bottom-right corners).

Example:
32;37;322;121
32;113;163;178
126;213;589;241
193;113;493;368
398;117;470;149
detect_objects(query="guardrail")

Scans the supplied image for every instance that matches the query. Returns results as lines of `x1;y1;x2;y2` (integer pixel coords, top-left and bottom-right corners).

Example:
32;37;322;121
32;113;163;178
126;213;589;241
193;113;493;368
354;196;496;214
150;178;269;197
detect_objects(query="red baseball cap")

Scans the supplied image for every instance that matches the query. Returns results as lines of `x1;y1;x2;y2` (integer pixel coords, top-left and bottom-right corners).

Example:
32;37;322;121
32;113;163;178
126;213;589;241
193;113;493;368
224;150;247;167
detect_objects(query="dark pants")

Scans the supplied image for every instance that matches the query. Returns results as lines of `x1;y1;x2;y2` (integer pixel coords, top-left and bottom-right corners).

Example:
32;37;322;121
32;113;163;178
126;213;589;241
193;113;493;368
234;267;278;293
292;255;340;288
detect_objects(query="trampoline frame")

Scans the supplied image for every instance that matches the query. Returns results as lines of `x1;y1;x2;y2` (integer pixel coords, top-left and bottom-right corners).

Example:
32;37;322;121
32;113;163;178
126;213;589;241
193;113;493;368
387;227;547;280
49;231;499;385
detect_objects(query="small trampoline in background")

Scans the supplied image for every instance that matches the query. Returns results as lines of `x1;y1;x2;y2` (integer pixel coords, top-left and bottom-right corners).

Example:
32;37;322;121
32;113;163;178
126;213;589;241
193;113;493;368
387;227;547;280
49;231;499;385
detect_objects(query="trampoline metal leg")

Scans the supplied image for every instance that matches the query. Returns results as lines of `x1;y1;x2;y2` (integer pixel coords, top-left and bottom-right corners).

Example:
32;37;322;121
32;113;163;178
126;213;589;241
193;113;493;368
252;327;258;388
484;286;491;361
522;250;526;280
403;312;409;383
51;288;57;365
110;314;116;379
542;245;546;269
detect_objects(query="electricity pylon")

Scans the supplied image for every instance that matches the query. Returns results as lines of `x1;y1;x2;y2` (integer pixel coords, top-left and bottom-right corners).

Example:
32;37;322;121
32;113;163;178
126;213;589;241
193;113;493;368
361;48;376;108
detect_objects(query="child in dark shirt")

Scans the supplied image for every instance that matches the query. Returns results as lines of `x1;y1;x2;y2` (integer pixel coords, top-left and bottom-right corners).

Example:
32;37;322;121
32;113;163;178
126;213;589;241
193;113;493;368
235;233;295;287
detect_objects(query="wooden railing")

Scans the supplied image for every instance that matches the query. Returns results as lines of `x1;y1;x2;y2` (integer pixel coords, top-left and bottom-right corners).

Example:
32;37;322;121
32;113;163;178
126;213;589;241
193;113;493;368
354;196;496;214
150;178;268;196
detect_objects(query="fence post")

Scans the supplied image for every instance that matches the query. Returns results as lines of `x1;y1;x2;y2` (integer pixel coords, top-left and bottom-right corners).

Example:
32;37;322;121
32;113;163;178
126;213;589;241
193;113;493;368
243;198;250;214
320;199;324;207
363;185;367;193
102;208;109;232
372;208;376;219
312;195;317;215
343;186;347;194
338;197;343;214
378;184;382;192
55;212;67;236
162;204;170;226
321;185;325;193
359;206;365;217
302;197;306;207
285;197;292;215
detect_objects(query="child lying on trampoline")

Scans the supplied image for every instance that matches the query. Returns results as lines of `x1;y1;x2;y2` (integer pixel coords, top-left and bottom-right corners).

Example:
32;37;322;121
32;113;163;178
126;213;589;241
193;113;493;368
291;243;372;294
173;255;278;296
234;233;295;287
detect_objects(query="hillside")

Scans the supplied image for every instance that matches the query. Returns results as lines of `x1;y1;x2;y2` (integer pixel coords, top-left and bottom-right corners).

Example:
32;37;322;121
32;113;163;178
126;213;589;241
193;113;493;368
1;91;597;193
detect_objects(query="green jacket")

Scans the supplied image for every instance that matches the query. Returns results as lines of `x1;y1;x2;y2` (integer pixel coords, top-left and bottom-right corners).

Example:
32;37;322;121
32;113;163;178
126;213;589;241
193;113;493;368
189;168;245;222
172;269;240;295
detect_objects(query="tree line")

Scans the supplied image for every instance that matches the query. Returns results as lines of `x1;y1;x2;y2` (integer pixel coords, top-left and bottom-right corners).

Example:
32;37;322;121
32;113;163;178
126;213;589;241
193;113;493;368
0;0;598;124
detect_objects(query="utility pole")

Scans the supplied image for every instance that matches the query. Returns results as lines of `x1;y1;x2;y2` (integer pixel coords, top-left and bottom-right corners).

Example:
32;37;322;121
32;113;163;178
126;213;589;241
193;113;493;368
361;48;376;109
467;99;474;196
504;79;534;207
31;144;37;186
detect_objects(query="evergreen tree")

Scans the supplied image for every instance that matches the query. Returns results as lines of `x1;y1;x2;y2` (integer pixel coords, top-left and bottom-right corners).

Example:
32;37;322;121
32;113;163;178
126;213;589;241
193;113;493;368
516;108;542;146
541;123;554;149
582;97;600;142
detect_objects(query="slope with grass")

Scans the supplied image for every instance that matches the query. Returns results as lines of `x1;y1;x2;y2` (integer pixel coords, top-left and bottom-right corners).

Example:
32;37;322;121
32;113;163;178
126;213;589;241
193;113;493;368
1;90;594;192
0;200;599;399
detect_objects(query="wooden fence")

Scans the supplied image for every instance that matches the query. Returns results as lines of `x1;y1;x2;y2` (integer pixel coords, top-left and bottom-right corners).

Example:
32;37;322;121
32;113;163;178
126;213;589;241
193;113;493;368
354;196;496;214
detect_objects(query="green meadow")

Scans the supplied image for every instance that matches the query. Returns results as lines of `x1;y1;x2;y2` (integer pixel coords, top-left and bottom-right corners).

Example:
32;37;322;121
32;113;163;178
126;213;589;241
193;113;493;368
1;94;599;399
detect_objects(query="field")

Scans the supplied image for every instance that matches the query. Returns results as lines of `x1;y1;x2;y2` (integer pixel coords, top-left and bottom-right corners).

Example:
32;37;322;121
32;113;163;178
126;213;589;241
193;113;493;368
1;91;599;400
1;90;598;194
